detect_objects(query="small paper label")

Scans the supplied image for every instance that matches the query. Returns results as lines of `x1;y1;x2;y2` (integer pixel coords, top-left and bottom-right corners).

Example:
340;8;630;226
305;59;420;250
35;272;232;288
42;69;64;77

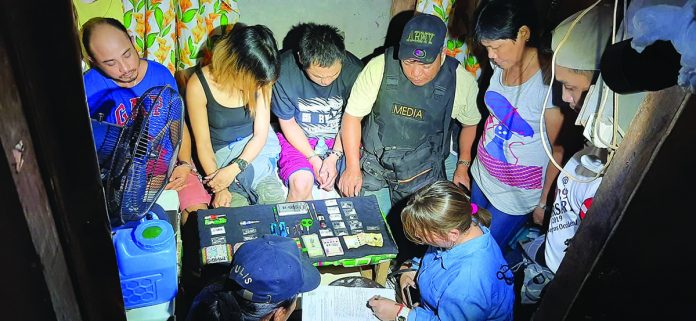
340;201;354;209
329;213;343;221
242;234;258;241
327;206;341;214
211;236;227;245
332;221;346;229
348;220;363;230
242;227;257;235
318;229;334;237
210;226;226;236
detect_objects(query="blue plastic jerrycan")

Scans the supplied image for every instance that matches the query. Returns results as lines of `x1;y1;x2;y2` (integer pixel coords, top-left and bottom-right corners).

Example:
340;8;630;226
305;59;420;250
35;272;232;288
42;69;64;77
113;213;177;309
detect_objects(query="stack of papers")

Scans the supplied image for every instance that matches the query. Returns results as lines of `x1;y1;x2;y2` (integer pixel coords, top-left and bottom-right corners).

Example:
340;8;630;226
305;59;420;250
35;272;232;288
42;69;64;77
302;285;396;321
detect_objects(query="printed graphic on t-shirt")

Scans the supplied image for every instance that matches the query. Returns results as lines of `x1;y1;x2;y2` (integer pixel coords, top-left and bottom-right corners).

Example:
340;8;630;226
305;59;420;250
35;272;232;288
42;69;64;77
85;60;177;126
548;175;578;235
296;96;343;138
477;91;542;190
579;197;593;219
111;97;140;126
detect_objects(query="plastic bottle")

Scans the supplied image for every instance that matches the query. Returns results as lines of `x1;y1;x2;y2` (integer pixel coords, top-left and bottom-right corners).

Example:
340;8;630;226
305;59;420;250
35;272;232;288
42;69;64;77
113;214;177;309
314;137;328;157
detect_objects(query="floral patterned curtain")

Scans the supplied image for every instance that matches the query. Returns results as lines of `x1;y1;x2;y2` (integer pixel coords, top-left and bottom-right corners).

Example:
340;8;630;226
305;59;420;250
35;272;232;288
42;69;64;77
416;0;480;78
122;0;239;74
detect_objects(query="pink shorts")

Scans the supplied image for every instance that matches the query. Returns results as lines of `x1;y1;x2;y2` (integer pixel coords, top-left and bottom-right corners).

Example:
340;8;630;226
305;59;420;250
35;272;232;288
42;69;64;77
277;133;335;185
177;171;211;211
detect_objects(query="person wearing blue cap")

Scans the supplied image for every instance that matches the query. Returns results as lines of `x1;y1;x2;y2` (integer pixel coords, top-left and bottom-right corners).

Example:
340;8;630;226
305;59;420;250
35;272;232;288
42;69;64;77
339;13;481;217
186;235;320;321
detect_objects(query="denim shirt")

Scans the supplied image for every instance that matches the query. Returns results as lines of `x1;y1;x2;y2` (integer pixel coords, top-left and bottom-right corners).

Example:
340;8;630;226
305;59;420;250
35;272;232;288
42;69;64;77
410;226;514;321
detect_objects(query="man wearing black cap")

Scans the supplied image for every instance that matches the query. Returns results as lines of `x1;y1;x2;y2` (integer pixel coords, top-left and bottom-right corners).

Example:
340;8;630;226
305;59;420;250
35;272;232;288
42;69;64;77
186;235;320;321
338;13;480;214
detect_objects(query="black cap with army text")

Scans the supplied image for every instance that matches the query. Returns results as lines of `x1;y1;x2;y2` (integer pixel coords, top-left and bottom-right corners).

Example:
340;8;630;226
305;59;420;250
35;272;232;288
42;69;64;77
398;13;447;64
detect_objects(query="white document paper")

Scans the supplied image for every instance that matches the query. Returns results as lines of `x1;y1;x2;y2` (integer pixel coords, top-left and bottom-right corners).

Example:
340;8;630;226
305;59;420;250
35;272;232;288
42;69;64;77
302;285;396;321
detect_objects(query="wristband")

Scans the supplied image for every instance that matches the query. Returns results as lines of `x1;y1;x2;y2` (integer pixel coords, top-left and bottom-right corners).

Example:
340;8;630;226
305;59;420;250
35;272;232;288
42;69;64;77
307;153;321;160
537;203;547;210
456;159;471;167
396;304;410;321
231;158;248;172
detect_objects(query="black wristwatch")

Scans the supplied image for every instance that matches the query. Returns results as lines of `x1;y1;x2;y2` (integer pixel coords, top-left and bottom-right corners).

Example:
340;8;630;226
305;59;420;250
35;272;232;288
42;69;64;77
231;158;248;172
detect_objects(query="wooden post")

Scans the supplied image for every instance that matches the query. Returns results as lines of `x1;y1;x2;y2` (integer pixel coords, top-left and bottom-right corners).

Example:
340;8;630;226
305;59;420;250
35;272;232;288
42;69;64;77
0;40;81;321
0;1;125;320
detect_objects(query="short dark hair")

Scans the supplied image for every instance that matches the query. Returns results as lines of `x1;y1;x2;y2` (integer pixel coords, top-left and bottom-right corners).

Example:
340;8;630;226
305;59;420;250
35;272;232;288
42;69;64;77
297;23;346;69
186;280;297;321
81;17;130;60
225;278;297;321
185;282;243;321
474;0;540;48
234;294;296;321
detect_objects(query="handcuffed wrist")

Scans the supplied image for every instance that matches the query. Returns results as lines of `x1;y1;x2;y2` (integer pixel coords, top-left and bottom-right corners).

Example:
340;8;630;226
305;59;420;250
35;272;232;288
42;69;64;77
177;160;193;169
327;149;343;159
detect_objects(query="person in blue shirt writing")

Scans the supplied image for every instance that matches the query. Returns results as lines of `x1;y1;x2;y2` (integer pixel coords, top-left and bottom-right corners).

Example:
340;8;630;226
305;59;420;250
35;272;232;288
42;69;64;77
368;181;514;320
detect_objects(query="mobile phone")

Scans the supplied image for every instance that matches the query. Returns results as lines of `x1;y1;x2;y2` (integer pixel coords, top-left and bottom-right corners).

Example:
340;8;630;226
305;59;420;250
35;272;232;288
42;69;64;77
404;285;420;308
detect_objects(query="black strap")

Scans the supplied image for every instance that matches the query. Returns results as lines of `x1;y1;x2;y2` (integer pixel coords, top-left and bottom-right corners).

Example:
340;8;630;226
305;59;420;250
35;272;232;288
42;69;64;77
387;268;418;280
435;57;458;156
195;67;216;104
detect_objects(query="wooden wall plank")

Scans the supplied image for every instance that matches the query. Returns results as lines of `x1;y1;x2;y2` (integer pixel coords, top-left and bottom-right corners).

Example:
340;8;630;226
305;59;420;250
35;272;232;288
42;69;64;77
0;28;81;321
0;1;126;320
